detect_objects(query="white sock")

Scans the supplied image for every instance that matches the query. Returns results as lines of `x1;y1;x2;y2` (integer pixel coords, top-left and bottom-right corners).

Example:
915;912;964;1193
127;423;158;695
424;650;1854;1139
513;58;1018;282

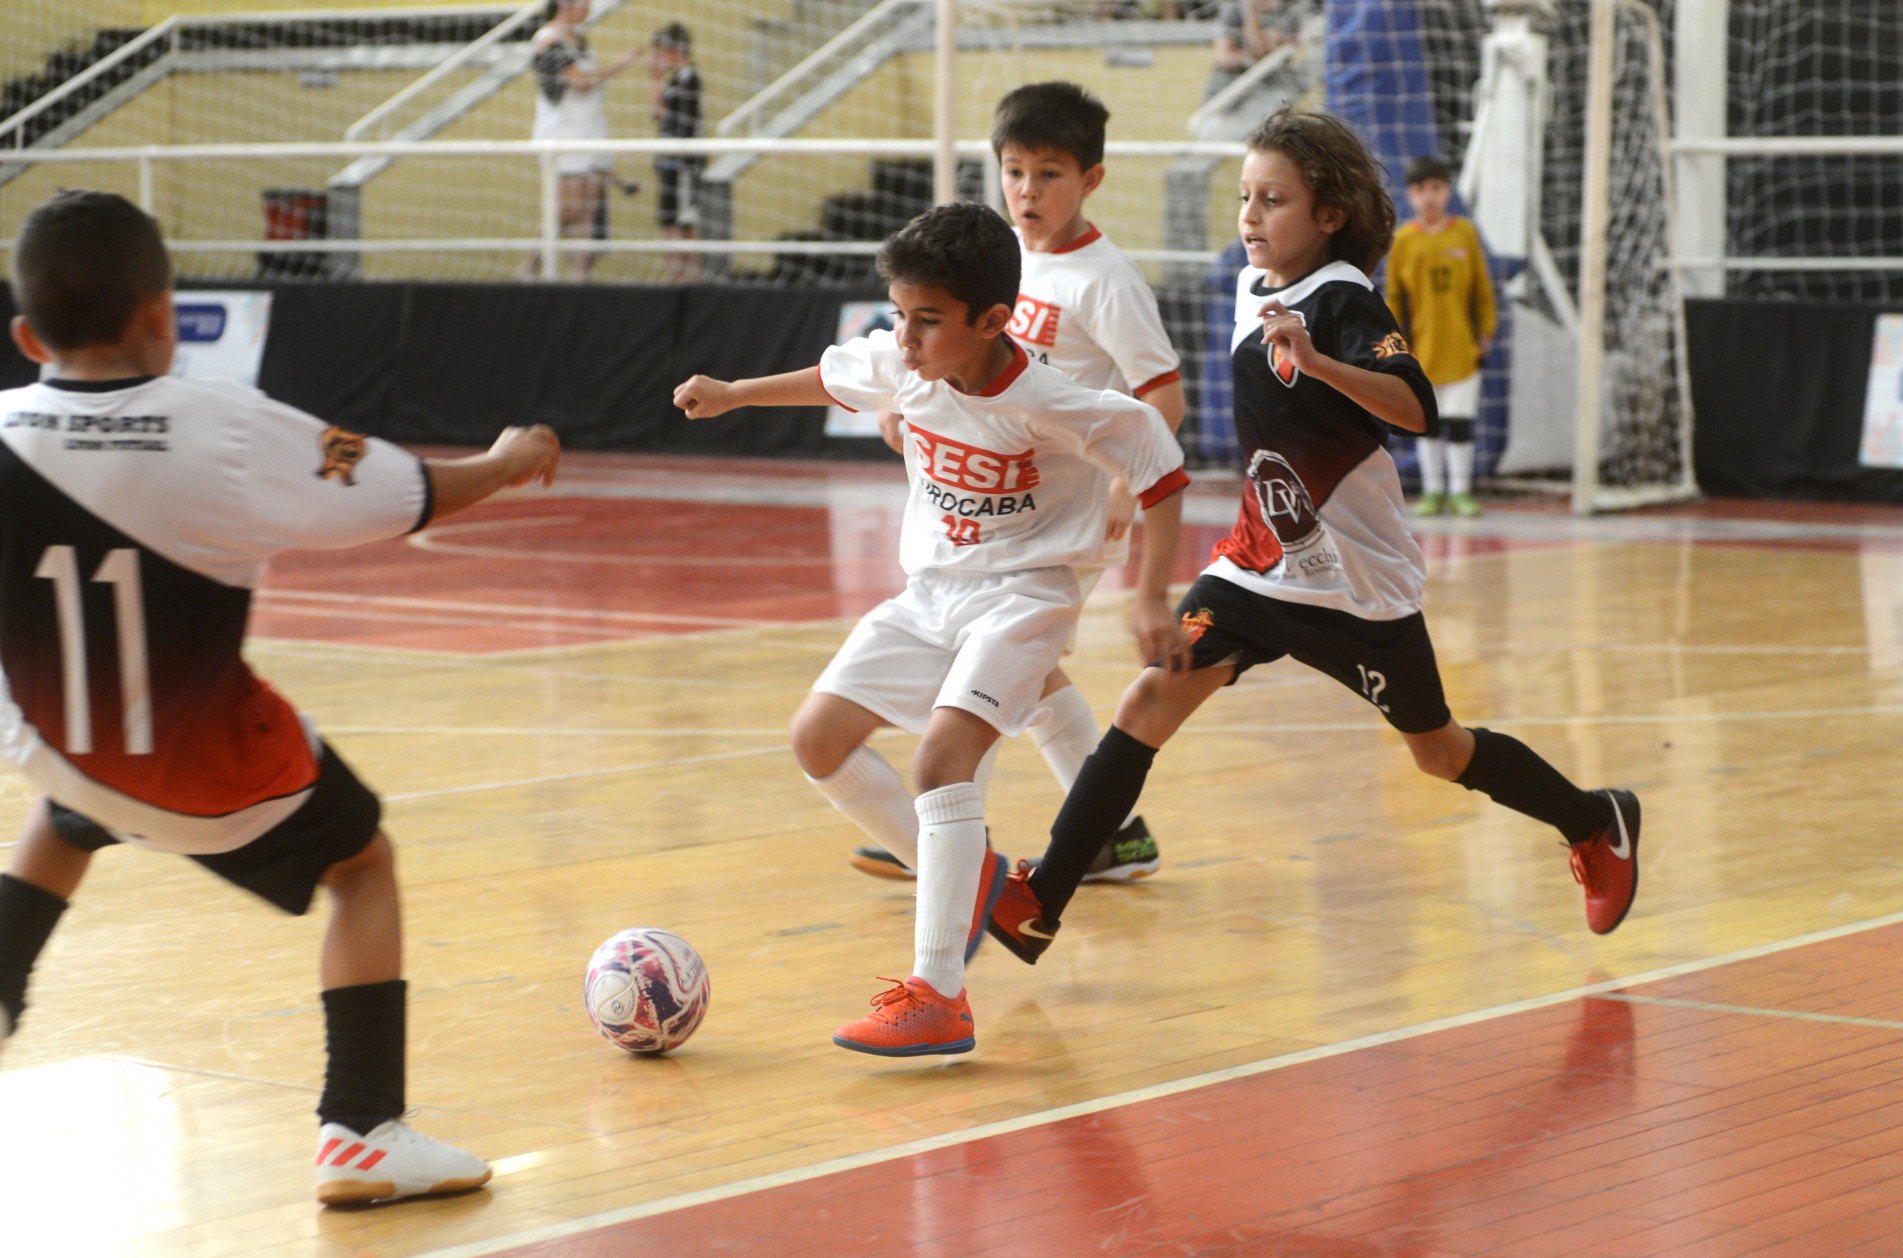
1418;436;1446;494
1029;684;1097;795
913;783;986;997
808;746;918;869
1030;685;1133;829
1447;437;1475;496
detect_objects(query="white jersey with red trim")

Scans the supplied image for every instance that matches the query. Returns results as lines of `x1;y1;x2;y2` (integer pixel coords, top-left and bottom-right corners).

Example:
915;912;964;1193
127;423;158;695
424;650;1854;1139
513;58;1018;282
819;331;1186;576
1011;225;1183;401
0;375;430;854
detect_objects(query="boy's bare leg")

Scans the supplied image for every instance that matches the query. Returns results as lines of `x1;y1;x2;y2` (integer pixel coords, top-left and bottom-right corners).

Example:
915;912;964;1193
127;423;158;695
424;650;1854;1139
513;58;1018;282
7;799;92;899
318;833;401;990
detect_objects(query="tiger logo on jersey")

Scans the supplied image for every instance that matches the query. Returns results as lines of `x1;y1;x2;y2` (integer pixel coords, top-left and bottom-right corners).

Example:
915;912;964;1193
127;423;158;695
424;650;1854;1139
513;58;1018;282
1180;608;1215;643
317;427;367;486
1371;331;1411;359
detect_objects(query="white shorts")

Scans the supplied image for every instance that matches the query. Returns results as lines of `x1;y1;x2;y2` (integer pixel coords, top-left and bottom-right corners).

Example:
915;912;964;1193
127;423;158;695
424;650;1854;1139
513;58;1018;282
1059;566;1109;656
813;566;1081;737
556;154;613;177
1433;372;1481;421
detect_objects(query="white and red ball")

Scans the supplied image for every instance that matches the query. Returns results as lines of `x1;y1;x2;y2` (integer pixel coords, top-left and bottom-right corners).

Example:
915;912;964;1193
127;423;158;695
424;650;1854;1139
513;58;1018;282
583;927;710;1055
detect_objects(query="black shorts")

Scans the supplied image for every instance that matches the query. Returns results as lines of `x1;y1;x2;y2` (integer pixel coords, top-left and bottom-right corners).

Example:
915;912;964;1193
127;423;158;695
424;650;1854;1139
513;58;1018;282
48;743;381;916
1176;573;1452;735
657;161;699;228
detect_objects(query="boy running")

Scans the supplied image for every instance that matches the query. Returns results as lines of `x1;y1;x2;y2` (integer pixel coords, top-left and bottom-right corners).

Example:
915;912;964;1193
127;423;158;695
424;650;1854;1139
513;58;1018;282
987;110;1640;965
852;80;1186;887
674;202;1189;1055
0;191;561;1203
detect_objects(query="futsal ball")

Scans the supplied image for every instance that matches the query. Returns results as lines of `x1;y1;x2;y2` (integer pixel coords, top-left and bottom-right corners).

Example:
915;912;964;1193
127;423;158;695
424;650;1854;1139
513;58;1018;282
583;927;710;1055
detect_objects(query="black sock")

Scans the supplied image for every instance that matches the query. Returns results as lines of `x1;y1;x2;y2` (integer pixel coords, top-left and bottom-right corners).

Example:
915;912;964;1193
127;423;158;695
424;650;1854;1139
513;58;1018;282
1443;418;1474;444
1030;726;1158;921
1455;728;1612;845
0;874;68;1031
319;979;406;1135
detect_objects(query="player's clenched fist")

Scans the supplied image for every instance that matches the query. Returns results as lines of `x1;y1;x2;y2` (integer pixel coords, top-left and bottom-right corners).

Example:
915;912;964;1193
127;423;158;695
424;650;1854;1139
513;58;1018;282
490;424;561;487
674;375;736;419
1257;298;1322;375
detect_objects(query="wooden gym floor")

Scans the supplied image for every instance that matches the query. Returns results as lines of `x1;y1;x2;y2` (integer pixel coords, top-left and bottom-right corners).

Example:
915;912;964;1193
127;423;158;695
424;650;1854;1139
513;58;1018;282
3;453;1902;1257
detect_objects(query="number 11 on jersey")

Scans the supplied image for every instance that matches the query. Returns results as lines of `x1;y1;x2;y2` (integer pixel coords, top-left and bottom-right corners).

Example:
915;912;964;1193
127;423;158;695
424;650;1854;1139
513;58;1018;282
35;544;152;755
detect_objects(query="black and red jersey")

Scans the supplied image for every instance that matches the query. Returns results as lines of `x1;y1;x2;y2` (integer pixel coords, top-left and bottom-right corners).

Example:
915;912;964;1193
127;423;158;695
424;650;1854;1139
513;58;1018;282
0;375;429;853
1208;260;1439;620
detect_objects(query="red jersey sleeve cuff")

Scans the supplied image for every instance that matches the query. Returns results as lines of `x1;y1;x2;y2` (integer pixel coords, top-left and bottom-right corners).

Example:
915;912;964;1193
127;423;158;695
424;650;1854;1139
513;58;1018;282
815;364;854;412
1133;369;1182;398
1137;466;1190;509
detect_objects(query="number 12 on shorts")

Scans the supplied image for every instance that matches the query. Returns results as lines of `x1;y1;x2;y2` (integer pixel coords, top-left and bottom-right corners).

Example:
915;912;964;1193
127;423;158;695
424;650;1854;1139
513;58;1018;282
942;516;981;546
1355;663;1390;713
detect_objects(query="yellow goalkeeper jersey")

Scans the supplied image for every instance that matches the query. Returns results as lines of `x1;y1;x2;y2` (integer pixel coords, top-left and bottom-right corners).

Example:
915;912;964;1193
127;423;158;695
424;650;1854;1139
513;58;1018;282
1383;217;1497;386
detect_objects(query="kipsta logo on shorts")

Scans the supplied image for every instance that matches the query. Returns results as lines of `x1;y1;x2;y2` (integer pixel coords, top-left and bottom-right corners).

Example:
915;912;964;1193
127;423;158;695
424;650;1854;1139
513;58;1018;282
1248;449;1320;549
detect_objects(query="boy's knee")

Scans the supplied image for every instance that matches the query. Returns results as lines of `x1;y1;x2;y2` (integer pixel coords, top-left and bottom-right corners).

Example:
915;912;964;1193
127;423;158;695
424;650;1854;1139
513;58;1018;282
789;713;845;779
1407;734;1470;781
323;832;395;888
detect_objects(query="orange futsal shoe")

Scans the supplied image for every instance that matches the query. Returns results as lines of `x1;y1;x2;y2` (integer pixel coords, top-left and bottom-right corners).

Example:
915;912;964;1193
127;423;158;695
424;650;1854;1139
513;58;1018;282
1570;789;1641;935
967;847;1008;963
986;859;1060;965
833;976;974;1056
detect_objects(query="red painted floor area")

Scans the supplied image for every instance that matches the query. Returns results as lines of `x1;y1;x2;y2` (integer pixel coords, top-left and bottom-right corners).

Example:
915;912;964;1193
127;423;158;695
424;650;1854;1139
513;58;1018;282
249;459;1234;654
497;924;1903;1258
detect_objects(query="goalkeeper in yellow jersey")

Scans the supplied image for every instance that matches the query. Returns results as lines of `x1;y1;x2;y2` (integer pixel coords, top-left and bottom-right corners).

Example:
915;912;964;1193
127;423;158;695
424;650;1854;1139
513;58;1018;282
1385;156;1497;518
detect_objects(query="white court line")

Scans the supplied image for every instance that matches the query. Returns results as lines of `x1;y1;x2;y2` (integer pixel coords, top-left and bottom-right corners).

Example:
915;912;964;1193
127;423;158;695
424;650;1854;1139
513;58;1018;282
259;586;781;629
411;908;1903;1258
1603;992;1903;1032
381;746;789;804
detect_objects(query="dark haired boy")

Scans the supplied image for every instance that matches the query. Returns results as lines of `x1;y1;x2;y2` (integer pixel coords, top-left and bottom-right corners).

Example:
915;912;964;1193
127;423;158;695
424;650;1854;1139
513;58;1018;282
850;80;1187;888
0;190;560;1203
648;20;701;283
1386;155;1496;517
674;202;1190;1056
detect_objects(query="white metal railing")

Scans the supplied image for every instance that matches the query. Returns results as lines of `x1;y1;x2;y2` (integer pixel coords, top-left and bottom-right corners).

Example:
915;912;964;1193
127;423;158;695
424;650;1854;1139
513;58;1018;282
0;137;1246;277
717;0;926;138
0;4;523;151
344;0;543;142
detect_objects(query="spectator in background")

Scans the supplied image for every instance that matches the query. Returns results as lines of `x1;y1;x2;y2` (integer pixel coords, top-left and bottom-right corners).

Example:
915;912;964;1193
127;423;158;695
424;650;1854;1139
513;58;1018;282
650;22;703;284
1203;0;1299;103
521;0;638;282
1386;155;1498;517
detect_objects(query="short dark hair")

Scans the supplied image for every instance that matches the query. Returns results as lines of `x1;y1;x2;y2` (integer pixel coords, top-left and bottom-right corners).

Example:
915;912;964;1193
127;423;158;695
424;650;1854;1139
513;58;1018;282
1244;108;1396;275
11;190;172;352
1404;155;1454;187
991;81;1109;170
650;21;690;51
877;202;1020;323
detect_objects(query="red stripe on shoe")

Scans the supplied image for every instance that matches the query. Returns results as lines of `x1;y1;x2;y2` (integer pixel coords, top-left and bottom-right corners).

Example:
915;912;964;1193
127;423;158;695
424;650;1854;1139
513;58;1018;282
356;1149;387;1171
331;1142;366;1167
316;1138;342;1166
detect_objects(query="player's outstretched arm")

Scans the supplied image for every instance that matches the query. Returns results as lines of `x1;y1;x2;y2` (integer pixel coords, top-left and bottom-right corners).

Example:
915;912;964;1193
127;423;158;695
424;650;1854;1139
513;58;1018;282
1130;486;1191;675
424;425;561;521
674;368;832;420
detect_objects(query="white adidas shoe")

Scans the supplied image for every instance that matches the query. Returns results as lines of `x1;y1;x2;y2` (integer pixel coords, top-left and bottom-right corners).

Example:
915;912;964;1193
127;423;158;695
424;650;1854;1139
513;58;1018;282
315;1119;492;1205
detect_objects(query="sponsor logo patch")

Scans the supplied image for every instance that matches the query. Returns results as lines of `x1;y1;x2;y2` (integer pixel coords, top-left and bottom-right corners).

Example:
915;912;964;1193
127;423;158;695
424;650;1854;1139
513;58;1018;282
317;426;368;485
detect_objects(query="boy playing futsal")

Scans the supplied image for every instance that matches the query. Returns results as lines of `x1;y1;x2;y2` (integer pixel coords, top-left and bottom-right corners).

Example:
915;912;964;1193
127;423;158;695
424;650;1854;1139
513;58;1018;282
0;191;561;1203
988;110;1640;964
1386;155;1497;517
674;202;1189;1055
851;80;1186;887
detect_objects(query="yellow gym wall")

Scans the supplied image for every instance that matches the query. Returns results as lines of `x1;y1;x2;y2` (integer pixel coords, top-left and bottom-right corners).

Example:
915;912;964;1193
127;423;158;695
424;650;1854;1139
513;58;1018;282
6;4;1236;283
